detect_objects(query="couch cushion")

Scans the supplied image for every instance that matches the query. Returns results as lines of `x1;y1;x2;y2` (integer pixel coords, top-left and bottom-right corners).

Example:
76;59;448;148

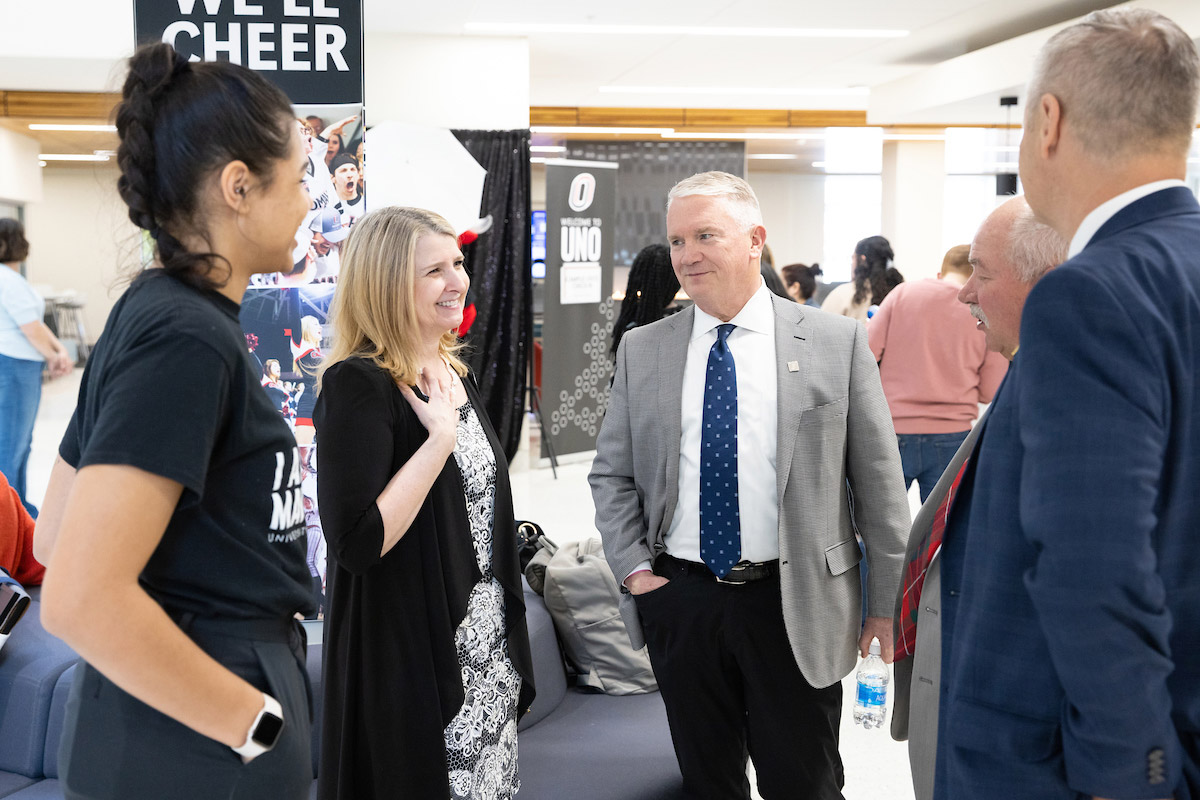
0;772;37;797
517;586;567;732
41;664;75;779
0;601;78;778
3;777;61;799
517;690;685;800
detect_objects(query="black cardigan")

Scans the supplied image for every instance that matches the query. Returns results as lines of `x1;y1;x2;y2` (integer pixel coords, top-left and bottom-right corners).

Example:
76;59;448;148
313;357;535;800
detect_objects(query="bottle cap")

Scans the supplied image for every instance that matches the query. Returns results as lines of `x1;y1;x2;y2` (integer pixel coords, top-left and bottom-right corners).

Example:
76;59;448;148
868;637;880;656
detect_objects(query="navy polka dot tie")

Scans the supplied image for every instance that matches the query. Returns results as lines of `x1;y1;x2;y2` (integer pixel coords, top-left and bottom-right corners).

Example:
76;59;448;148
700;323;741;578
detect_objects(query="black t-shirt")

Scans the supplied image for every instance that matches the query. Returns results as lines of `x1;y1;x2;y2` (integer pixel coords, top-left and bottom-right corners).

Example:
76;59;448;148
60;270;314;620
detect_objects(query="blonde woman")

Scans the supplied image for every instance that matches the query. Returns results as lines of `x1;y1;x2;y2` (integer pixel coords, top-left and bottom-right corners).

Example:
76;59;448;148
314;207;534;800
290;314;322;445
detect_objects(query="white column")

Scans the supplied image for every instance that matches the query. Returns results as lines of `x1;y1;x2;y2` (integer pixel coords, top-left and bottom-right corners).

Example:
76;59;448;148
881;139;946;281
0;127;43;205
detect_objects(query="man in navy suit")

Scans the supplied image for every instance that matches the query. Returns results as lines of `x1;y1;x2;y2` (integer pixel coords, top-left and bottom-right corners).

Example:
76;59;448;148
937;9;1200;800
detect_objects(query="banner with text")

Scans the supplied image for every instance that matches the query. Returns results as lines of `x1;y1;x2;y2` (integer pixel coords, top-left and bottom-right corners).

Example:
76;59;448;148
542;160;618;458
134;0;365;617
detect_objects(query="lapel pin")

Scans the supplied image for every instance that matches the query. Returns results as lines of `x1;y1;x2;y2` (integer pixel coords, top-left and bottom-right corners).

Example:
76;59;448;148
787;361;799;372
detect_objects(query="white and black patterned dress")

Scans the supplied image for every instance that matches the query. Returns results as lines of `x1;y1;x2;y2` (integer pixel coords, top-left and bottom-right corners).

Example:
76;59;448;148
444;400;522;800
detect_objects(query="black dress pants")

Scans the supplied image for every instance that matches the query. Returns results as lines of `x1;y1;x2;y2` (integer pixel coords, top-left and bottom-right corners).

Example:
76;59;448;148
635;556;844;800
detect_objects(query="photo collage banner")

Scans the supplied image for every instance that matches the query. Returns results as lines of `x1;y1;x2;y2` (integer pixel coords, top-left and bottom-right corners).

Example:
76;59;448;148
134;0;366;617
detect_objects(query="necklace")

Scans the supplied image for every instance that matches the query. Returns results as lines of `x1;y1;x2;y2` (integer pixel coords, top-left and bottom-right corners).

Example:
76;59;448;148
441;357;461;390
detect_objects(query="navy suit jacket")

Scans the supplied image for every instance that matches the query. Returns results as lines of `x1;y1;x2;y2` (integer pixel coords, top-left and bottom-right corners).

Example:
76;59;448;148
935;187;1200;800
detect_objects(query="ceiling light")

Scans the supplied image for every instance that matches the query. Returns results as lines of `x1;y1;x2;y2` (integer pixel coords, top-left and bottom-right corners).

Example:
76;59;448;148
530;126;674;135
662;131;825;141
600;86;868;96
529;145;567;153
747;154;800;160
38;153;110;161
812;161;827;168
530;157;549;164
29;124;117;132
466;23;907;38
38;161;47;167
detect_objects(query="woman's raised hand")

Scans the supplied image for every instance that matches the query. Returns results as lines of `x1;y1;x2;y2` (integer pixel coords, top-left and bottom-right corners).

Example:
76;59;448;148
398;367;458;456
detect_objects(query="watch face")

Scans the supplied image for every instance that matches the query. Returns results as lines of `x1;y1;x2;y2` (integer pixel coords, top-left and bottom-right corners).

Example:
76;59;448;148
253;712;284;747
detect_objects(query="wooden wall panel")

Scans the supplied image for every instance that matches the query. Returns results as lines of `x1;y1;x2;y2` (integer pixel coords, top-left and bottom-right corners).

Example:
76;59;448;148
684;108;790;127
576;107;685;127
4;91;120;120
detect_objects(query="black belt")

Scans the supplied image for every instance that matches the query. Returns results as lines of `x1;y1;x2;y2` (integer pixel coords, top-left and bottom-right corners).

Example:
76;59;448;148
657;553;780;585
167;609;299;644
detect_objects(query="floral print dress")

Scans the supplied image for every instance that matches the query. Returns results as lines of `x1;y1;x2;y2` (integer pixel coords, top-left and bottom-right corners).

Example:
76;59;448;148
444;400;522;799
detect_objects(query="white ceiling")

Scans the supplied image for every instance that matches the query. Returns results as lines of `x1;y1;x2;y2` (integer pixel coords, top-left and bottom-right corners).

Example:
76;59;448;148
4;0;1198;124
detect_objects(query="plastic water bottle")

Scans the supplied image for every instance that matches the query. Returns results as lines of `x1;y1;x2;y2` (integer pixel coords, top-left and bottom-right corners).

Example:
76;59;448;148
853;637;889;729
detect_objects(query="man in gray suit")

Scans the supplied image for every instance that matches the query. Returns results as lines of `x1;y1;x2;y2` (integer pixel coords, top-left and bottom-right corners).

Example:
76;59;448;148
589;171;910;800
890;195;1066;800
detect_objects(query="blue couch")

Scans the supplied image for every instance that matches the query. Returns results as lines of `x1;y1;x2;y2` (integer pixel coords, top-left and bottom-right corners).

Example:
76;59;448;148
0;586;684;799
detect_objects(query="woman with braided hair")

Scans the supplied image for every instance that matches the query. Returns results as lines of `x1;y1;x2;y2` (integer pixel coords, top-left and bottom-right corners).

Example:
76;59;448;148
610;243;681;355
821;235;905;322
33;42;315;799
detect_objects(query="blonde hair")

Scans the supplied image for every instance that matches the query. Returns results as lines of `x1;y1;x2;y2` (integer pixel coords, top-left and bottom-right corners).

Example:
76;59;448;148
300;315;322;347
319;206;468;391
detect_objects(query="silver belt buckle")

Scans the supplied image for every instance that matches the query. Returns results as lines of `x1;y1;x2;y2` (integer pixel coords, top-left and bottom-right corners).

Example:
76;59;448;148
715;563;750;585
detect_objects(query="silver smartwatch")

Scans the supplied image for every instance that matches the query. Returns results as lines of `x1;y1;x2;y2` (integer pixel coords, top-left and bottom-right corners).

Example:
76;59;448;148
231;693;284;763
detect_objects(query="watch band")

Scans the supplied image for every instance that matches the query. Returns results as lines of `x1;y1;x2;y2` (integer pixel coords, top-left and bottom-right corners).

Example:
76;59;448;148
231;692;284;763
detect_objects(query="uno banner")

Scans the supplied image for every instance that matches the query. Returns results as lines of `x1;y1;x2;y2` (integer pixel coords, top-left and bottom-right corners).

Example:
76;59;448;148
134;0;366;617
541;160;619;459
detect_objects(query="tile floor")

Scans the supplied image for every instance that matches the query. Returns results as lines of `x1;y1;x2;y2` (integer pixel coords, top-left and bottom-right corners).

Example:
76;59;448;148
26;370;920;800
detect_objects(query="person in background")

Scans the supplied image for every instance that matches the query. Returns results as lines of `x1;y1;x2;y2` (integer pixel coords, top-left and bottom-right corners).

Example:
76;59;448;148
329;154;364;228
781;262;823;307
0;468;44;588
760;261;791;300
591;171;909;800
938;10;1200;799
890;197;1066;800
32;42;314;799
315;206;534;800
610;242;681;355
822;235;903;322
867;243;1009;501
0;219;74;517
291;315;323;450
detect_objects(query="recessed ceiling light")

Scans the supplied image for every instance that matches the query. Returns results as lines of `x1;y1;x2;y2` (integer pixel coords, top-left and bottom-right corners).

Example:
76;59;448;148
530;145;567;153
812;161;827;168
38;153;110;161
747;154;800;160
29;124;117;132
601;86;868;97
465;23;907;38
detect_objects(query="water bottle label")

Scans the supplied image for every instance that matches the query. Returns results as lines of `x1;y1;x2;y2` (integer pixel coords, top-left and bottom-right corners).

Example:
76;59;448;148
856;683;886;707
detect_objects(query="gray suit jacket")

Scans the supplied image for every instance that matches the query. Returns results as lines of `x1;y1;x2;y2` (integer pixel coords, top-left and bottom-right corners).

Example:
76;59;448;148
589;294;911;689
890;415;986;800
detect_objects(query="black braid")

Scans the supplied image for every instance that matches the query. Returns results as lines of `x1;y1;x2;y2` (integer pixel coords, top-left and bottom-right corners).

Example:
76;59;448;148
611;243;680;354
113;42;294;292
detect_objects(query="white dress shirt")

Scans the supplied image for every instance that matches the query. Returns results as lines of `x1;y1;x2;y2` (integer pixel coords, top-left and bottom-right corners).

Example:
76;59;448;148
664;280;780;564
1068;179;1186;258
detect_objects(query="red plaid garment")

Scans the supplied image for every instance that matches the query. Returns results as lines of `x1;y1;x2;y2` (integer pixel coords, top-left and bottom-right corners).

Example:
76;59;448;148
895;457;970;661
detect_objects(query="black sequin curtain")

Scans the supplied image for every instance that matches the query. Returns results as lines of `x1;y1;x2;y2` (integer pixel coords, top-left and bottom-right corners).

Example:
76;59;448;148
452;129;532;462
